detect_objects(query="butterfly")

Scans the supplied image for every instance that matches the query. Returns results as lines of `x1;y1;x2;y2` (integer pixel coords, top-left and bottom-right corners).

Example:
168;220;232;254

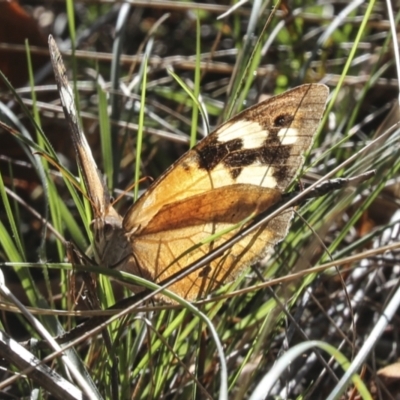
48;35;329;301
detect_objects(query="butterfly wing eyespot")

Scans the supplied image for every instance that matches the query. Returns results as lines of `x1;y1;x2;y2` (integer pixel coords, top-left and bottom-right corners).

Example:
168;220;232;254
273;114;294;127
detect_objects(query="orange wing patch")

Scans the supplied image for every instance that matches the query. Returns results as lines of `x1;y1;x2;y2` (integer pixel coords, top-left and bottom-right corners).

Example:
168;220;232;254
129;192;292;299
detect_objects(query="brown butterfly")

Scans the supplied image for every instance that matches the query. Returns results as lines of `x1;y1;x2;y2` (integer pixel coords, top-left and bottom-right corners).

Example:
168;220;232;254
48;35;329;301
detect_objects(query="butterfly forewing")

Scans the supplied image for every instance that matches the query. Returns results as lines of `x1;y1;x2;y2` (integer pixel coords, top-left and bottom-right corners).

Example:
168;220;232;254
48;36;118;220
49;34;329;300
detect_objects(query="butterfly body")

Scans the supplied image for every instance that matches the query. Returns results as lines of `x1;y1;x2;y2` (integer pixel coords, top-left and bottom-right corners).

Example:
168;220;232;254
49;36;329;300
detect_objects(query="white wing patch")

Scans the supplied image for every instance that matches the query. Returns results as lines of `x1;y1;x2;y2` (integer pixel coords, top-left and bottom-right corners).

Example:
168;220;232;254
277;127;299;145
210;163;277;188
218;120;268;149
235;165;277;187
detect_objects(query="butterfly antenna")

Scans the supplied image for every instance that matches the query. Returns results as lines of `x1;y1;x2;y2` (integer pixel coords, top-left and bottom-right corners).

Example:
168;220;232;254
111;176;153;206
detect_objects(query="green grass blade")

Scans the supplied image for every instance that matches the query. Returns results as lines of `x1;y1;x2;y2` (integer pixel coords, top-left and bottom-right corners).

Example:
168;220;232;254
134;55;148;201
